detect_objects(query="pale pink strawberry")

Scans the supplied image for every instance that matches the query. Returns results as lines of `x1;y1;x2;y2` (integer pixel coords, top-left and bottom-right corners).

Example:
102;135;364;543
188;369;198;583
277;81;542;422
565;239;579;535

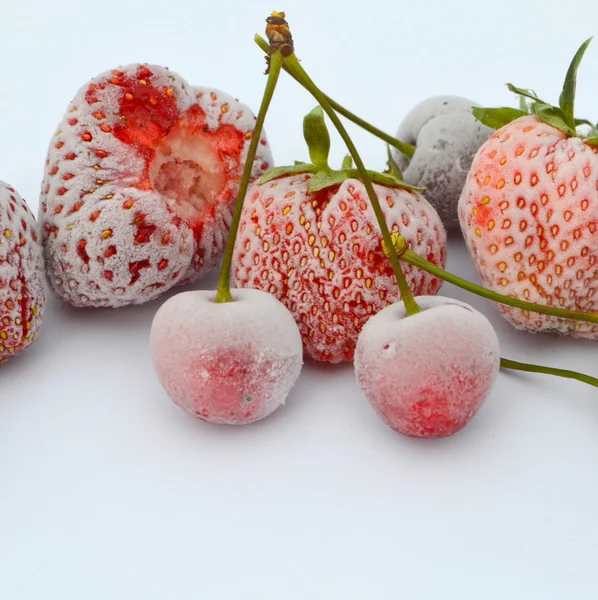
459;114;598;337
40;64;272;308
232;173;447;363
0;182;45;363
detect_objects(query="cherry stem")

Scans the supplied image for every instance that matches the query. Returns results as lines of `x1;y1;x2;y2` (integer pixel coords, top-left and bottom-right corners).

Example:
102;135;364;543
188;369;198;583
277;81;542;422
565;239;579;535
501;358;598;388
399;243;598;325
215;51;283;303
254;34;416;160
281;54;421;315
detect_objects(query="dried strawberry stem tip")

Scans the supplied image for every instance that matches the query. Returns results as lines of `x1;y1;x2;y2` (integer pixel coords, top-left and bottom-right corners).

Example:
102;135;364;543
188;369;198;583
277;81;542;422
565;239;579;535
280;54;420;315
265;11;294;57
395;239;598;325
215;49;284;304
254;34;416;160
501;358;598;388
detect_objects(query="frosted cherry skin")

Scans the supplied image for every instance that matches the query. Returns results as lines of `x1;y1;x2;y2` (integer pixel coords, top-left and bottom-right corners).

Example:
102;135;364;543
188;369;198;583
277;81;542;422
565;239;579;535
150;288;303;425
354;296;500;438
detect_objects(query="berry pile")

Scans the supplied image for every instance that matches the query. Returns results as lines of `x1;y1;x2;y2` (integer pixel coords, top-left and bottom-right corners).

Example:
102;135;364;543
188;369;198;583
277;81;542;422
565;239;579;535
3;12;597;441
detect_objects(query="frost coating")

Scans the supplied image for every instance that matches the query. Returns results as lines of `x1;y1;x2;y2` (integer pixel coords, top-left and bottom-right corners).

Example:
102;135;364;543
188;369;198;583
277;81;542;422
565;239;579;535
393;95;492;229
232;173;447;363
0;182;45;363
458;114;598;338
40;64;273;308
354;296;500;437
150;288;303;424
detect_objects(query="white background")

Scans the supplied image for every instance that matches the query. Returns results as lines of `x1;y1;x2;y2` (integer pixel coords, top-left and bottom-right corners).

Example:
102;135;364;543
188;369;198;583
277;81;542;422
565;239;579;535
2;0;598;598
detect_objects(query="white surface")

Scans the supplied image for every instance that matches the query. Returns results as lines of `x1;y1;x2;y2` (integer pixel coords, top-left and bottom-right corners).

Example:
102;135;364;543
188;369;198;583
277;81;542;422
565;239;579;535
2;0;598;598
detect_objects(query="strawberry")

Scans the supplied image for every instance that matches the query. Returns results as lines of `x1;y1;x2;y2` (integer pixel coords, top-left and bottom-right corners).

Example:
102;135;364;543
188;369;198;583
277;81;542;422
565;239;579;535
354;296;500;437
232;108;447;363
459;39;598;337
39;63;273;308
0;182;45;363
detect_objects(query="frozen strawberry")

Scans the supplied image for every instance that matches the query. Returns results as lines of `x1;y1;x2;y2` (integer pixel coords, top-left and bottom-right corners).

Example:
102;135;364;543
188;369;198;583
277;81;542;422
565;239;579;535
459;39;598;337
150;288;303;424
354;296;500;438
39;64;273;308
231;108;446;363
0;182;45;363
233;175;446;363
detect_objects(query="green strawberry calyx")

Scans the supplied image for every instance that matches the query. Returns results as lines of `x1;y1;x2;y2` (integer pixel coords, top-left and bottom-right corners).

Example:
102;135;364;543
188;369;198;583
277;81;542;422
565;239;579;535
258;106;424;193
472;37;598;145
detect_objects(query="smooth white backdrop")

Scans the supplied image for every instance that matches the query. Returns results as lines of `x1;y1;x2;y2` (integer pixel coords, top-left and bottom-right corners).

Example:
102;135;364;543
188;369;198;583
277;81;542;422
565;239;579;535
2;1;598;598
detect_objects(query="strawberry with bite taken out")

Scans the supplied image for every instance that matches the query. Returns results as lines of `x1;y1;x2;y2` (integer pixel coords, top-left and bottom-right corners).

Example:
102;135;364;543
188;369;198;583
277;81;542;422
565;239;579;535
232;107;447;363
0;182;45;363
460;39;598;337
40;63;273;308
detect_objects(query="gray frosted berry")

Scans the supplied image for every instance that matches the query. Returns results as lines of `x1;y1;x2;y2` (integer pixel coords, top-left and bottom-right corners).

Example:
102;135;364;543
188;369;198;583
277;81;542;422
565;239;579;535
392;96;493;229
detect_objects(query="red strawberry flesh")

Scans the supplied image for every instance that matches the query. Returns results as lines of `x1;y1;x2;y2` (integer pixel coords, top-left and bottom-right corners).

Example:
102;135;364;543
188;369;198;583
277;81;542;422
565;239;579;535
40;64;272;308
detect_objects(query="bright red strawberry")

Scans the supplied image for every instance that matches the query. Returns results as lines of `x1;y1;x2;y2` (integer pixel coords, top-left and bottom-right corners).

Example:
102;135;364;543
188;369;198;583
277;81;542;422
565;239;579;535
232;107;446;363
0;182;45;363
232;173;446;362
39;63;273;307
459;39;598;337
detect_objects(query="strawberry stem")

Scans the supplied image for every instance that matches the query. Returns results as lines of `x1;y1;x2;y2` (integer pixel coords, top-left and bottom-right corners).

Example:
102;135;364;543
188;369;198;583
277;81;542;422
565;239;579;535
280;53;421;315
501;358;598;388
215;49;284;303
398;242;598;325
254;34;416;160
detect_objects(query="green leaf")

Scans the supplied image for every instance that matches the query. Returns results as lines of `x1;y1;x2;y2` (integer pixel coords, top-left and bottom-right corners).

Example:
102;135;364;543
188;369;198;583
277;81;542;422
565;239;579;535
472;106;528;129
506;84;550;106
533;104;577;136
307;168;425;193
259;162;315;184
303;106;330;169
341;154;353;170
519;94;530;113
346;169;424;191
307;169;349;192
559;37;593;130
385;145;404;180
575;118;594;127
585;137;598;147
530;102;568;120
507;86;547;107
